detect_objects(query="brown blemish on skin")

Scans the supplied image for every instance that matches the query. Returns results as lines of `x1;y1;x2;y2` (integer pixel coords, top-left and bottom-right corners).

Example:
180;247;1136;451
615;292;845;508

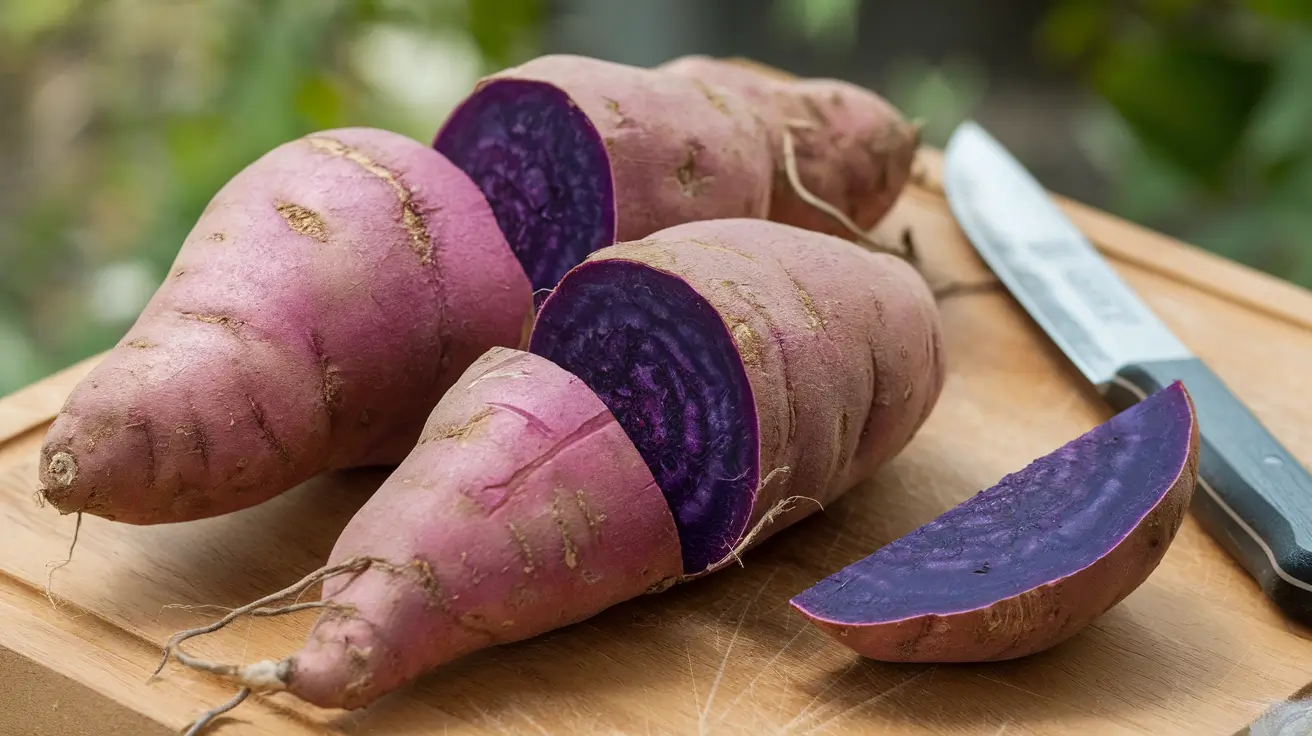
549;497;580;570
397;558;450;612
602;97;627;126
181;416;209;470
125;338;155;349
309;332;343;419
456;612;499;640
859;338;884;442
247;396;293;464
428;407;495;443
171;268;186;279
726;281;797;443
509;584;536;612
304;135;435;264
575;490;606;534
507;522;535;574
177;311;243;337
894;615;938;660
459;551;488;585
800;95;830;126
691;79;731;115
687;238;758;263
207;231;226;242
730;321;763;368
44;451;78;490
275;201;329;242
673;142;713;197
784;270;826;331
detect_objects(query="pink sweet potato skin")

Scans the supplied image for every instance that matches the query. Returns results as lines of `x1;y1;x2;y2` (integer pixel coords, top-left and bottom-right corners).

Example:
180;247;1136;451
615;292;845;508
286;348;682;709
38;128;532;524
481;53;774;241
805;425;1199;662
657;55;919;239
591;218;946;565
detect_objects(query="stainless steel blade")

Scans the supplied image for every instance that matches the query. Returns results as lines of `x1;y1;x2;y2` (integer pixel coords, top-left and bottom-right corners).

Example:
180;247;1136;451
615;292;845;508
942;121;1193;388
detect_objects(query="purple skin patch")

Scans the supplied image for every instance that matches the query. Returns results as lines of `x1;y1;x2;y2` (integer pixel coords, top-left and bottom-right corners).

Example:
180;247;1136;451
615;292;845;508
529;260;759;573
435;79;616;294
792;382;1195;625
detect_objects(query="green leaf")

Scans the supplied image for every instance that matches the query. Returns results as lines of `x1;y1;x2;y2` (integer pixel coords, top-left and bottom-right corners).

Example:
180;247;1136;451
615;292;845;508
1090;31;1273;187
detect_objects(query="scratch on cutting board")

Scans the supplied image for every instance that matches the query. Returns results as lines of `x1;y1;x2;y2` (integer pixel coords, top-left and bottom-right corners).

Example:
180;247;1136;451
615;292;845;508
465;699;513;736
507;705;550;736
715;623;812;725
700;569;777;732
687;643;702;731
780;659;861;732
797;667;937;735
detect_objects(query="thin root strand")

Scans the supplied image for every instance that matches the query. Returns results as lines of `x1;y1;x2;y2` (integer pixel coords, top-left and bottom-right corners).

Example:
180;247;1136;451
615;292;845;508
153;556;382;679
781;128;913;262
44;511;82;610
182;687;250;736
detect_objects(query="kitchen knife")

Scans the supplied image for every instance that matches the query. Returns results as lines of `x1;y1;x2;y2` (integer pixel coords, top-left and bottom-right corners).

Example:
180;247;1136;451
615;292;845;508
942;120;1312;624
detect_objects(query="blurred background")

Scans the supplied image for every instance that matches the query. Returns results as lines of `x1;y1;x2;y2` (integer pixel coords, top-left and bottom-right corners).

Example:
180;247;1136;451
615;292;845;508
0;0;1309;394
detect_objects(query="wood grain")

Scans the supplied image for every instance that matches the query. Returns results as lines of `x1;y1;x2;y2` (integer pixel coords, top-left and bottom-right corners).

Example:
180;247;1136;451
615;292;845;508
3;154;1312;735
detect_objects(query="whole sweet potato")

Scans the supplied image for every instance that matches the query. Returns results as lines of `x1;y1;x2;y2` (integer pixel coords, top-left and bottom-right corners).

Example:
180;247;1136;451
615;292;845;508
434;53;775;294
39;128;533;524
657;54;919;239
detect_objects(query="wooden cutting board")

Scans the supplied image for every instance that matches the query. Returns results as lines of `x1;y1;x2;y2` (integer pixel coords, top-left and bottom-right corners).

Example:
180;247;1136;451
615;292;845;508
3;150;1312;736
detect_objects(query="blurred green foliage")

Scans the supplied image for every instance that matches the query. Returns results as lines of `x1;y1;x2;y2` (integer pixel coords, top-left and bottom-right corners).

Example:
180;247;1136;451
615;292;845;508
884;0;1312;291
2;0;1310;396
0;0;541;392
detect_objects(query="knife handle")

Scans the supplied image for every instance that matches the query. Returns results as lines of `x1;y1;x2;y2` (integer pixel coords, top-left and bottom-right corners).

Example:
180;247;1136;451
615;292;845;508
1104;358;1312;624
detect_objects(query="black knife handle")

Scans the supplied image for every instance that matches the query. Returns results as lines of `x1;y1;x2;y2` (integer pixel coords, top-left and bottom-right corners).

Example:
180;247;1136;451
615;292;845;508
1104;358;1312;624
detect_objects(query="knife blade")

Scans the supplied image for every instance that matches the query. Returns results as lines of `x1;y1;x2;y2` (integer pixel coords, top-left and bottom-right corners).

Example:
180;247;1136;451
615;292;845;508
942;120;1312;624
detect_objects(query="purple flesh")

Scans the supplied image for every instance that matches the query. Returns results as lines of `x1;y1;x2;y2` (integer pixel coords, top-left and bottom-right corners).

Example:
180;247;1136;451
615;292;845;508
434;79;616;295
528;260;759;573
792;382;1195;624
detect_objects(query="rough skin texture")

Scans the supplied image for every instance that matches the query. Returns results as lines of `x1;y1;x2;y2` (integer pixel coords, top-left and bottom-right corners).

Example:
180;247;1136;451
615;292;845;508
38;128;533;524
791;382;1200;662
287;348;683;709
658;55;919;239
530;218;945;574
434;54;774;293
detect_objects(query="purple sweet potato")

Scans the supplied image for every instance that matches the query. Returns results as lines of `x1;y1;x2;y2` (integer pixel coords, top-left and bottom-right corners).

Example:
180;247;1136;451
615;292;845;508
529;218;946;574
38;128;533;524
791;381;1200;662
161;219;944;722
657;54;920;240
434;53;775;294
211;347;682;709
